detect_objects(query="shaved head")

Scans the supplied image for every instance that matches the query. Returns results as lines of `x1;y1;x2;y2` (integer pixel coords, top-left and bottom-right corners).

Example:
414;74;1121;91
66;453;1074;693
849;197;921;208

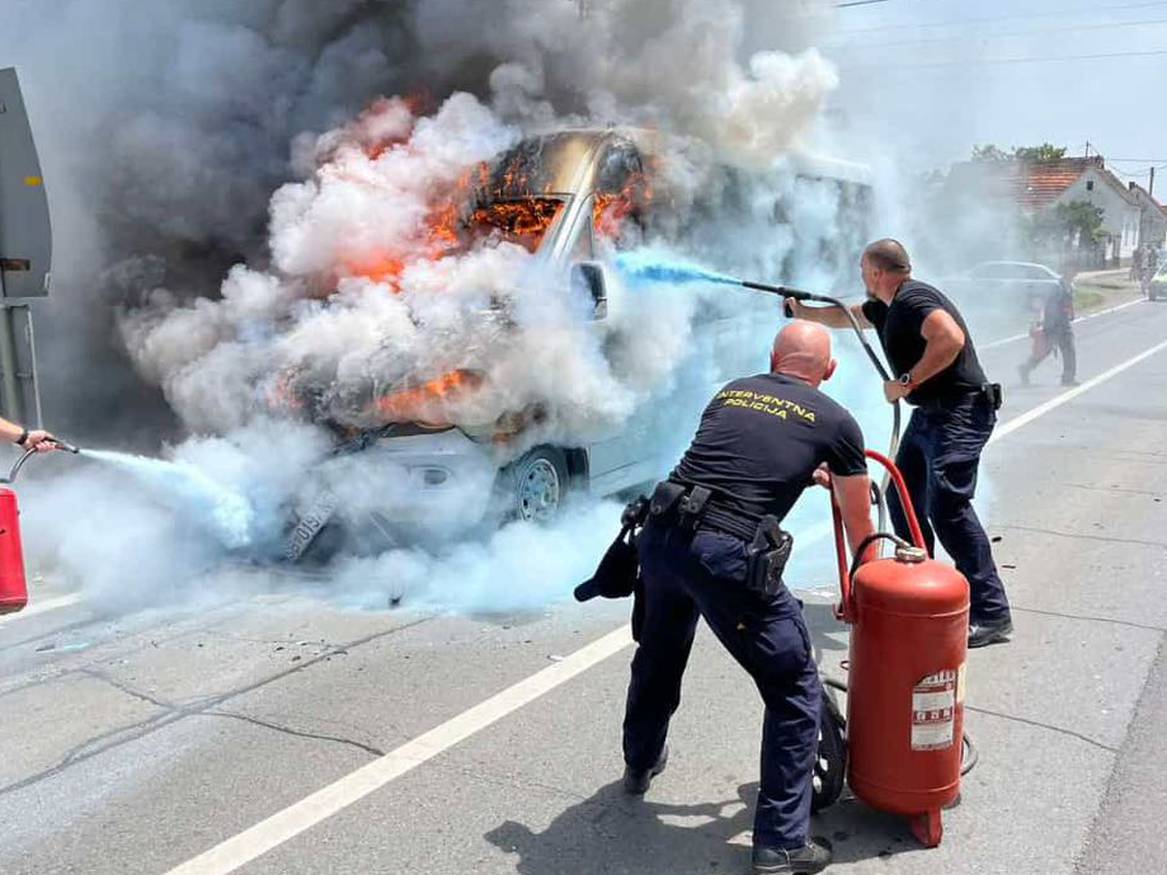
863;238;911;273
770;321;836;386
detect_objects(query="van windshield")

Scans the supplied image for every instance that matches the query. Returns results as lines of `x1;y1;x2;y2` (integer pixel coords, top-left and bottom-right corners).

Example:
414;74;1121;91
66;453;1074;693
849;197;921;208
465;197;565;254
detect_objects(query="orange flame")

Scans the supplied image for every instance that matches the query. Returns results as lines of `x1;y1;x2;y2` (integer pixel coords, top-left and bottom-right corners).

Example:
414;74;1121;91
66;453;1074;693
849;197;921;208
469;199;562;253
343;254;407;285
595;171;653;240
372;368;485;423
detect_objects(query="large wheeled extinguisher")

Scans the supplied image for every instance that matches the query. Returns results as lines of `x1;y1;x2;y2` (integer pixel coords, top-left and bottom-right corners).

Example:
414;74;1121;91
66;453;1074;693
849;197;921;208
830;449;970;848
0;443;77;615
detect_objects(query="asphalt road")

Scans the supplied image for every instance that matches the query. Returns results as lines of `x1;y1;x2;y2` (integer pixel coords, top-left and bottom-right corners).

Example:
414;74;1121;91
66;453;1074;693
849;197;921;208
2;296;1166;875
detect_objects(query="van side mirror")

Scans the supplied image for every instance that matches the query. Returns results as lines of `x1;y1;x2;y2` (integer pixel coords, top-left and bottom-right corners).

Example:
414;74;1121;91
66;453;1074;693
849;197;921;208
571;262;607;319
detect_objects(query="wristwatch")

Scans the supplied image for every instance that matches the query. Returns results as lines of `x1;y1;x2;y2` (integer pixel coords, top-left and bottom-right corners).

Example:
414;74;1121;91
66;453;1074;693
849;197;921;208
897;372;914;387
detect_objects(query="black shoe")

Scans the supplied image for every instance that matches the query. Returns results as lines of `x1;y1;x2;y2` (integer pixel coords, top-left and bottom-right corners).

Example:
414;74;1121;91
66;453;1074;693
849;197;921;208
752;838;833;874
623;744;668;795
968;617;1013;648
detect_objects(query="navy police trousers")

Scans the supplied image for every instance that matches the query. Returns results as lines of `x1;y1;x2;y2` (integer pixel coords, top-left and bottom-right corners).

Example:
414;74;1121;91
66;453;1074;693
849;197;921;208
889;393;1012;624
623;520;820;850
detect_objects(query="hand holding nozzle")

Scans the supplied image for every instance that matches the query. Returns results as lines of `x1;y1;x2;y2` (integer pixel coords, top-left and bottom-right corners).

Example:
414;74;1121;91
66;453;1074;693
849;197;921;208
21;430;64;453
48;438;81;454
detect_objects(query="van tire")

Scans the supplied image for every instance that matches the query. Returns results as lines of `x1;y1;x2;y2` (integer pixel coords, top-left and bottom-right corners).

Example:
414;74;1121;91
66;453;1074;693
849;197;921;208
499;446;571;524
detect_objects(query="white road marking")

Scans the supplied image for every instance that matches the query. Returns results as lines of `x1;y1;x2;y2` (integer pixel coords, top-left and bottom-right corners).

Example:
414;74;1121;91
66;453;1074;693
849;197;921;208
164;624;633;875
0;591;83;626
164;331;1167;875
980;297;1145;350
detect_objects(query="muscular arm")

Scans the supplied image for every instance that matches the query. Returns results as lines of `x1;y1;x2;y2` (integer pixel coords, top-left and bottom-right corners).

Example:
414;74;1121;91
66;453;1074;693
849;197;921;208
787;299;873;330
910;309;965;385
833;472;877;565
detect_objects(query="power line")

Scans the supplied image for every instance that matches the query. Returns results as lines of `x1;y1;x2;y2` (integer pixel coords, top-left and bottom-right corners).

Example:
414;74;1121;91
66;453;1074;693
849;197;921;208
840;45;1167;70
836;0;891;7
832;0;1167;37
835;15;1167;52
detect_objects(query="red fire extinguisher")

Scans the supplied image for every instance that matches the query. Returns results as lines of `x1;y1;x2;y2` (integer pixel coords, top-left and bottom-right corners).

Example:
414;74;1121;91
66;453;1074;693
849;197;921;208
830;449;970;848
0;443;77;615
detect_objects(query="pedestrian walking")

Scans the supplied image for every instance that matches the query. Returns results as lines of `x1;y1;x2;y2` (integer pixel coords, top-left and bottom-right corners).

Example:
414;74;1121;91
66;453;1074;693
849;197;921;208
1019;270;1077;386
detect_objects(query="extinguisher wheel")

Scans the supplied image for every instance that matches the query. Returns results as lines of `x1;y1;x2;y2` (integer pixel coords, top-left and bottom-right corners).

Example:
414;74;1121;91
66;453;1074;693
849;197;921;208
811;686;847;813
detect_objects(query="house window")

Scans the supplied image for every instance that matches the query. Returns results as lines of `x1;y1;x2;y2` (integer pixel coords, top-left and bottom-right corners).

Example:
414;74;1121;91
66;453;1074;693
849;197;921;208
1086;180;1095;191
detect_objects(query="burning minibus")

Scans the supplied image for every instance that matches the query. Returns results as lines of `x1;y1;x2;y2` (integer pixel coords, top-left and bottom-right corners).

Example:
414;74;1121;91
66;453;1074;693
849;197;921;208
284;128;871;561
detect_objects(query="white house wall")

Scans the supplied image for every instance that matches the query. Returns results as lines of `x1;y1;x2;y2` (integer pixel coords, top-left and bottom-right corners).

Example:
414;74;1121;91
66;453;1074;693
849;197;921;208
1053;168;1141;260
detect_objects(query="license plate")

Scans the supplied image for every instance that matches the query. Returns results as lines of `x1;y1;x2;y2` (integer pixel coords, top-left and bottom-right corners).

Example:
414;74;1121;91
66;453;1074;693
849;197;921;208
284;489;339;562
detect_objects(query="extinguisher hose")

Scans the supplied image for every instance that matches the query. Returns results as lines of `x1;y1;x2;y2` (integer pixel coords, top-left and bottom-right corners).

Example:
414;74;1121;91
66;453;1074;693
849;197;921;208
2;439;81;484
821;676;979;777
3;448;38;484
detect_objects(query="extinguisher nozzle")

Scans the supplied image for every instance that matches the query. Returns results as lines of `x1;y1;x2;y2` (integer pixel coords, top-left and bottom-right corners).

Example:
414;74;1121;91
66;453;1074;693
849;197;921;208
52;440;80;454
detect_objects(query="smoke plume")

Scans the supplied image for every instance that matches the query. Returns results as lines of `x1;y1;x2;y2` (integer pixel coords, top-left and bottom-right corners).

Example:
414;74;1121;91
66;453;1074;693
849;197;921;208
10;0;892;615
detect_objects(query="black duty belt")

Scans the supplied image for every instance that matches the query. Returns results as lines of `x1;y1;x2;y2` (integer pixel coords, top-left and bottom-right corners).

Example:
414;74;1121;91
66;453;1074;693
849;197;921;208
917;381;1002;413
698;503;759;543
648;480;793;598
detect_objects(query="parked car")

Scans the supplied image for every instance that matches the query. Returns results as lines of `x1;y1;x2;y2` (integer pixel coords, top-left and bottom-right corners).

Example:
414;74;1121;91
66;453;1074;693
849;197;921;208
943;260;1070;336
965;260;1066;306
1149;262;1167;301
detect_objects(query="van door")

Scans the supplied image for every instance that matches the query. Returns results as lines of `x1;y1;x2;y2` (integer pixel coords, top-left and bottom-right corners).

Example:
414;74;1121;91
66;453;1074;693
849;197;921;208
0;68;51;299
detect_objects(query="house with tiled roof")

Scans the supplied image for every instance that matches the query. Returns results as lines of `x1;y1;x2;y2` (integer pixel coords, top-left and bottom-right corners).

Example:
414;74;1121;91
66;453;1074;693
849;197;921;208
1127;181;1167;250
945;155;1142;266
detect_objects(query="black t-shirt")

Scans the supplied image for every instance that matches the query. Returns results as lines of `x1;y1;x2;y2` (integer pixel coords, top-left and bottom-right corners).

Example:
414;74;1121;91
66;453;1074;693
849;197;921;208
861;280;987;406
671;373;867;522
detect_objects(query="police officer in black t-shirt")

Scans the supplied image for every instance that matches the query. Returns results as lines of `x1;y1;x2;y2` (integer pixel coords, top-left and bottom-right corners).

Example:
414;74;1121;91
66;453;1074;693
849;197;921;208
788;238;1013;648
622;322;876;875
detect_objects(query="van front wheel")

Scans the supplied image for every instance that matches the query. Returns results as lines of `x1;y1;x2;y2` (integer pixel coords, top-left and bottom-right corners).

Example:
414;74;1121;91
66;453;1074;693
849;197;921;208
501;446;570;524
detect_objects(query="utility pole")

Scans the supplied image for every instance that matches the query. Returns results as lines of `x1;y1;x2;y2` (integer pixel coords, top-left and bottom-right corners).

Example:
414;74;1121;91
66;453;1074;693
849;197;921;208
1150;166;1156;198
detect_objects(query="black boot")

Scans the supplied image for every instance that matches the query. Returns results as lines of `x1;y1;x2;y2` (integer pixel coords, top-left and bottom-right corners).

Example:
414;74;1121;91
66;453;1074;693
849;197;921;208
623;744;668;795
968;617;1013;648
752;838;833;874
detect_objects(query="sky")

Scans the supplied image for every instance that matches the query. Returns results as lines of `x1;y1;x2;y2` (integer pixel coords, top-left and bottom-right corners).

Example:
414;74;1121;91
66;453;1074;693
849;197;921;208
823;0;1167;188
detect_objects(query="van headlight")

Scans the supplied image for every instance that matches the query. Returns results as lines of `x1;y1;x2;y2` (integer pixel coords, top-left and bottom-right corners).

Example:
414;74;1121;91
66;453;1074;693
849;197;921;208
412;466;451;487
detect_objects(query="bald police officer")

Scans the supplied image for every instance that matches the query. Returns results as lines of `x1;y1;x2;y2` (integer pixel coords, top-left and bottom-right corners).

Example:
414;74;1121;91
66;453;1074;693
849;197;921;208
622;322;877;875
788;239;1013;648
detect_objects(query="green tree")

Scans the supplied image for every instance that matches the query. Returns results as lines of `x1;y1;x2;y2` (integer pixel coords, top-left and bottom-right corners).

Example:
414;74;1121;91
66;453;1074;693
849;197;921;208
1053;200;1106;243
1025;200;1105;250
1013;143;1068;162
971;143;1068;162
971;143;1012;162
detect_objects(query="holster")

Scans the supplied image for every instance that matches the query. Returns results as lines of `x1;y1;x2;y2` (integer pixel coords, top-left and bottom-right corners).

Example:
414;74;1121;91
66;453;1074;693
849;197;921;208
981;382;1003;411
649;481;710;531
745;515;793;598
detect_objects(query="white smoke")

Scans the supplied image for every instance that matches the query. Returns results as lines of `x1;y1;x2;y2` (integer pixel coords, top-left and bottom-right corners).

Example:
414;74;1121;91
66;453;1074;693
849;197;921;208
13;0;887;616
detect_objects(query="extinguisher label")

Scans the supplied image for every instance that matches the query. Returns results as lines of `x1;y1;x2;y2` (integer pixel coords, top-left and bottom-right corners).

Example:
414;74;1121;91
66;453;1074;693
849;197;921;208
911;670;957;751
